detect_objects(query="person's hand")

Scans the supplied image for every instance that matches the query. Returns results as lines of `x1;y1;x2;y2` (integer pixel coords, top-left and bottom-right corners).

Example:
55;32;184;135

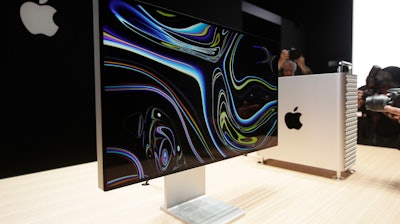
277;49;290;70
294;56;311;74
294;56;305;65
384;105;400;121
280;49;290;60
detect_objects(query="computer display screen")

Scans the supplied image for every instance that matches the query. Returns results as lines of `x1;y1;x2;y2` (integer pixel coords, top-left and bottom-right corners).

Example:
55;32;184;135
94;0;278;190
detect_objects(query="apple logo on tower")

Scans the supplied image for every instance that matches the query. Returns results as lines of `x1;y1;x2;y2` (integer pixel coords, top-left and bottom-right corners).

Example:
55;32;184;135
20;0;59;37
284;106;303;130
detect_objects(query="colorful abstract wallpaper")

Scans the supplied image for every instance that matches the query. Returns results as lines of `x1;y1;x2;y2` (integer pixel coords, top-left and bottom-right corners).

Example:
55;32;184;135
96;0;279;190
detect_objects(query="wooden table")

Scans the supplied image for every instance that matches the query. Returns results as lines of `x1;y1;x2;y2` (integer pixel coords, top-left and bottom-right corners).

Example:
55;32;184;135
1;144;400;224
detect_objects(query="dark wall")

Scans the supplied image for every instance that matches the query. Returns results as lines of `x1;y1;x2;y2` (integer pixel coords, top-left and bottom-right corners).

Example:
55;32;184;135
2;1;96;178
243;0;353;74
1;0;242;179
242;11;281;53
303;0;353;73
1;0;352;179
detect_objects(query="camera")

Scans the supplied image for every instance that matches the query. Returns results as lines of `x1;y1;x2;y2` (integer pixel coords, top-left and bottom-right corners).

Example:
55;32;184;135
365;88;400;112
289;47;302;60
362;89;375;102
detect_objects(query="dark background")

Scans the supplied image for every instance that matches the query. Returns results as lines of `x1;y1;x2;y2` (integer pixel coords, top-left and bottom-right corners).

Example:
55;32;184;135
1;0;352;179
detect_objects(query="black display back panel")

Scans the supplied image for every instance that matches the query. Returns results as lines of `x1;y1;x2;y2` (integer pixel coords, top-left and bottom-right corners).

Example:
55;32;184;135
95;0;279;191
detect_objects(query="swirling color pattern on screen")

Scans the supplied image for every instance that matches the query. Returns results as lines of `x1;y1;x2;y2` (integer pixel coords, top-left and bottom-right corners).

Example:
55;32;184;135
100;0;278;190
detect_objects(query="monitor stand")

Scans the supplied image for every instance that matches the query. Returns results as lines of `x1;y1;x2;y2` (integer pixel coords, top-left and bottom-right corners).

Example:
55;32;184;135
160;166;245;224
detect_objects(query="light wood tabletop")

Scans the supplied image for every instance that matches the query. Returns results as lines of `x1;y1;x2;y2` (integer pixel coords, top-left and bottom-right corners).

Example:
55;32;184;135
1;144;400;224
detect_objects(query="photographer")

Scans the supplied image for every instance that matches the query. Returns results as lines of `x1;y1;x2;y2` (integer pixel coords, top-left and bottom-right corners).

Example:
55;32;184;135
357;65;380;110
279;59;297;76
278;48;312;75
358;65;400;149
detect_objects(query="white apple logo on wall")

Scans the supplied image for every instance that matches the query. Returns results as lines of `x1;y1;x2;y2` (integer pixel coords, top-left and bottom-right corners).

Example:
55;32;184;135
20;0;59;37
284;106;303;130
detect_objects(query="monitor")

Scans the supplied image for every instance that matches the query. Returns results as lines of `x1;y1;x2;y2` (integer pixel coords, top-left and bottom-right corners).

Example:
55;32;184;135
93;0;279;191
